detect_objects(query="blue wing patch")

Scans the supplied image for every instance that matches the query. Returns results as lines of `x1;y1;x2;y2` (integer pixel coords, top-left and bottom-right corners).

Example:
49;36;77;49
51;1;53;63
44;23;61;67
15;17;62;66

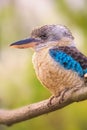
49;49;85;77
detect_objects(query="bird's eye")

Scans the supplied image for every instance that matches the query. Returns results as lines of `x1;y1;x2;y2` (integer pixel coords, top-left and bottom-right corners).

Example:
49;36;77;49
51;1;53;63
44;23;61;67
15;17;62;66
39;34;47;40
63;31;67;36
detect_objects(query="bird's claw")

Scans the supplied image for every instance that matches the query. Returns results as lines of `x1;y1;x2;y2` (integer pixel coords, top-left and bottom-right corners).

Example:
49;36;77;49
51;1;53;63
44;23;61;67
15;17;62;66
48;87;81;107
58;88;70;104
47;88;69;107
47;96;55;107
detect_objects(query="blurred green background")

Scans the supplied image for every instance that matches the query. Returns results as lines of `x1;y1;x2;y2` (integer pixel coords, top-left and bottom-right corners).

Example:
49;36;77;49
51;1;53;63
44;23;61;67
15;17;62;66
0;0;87;130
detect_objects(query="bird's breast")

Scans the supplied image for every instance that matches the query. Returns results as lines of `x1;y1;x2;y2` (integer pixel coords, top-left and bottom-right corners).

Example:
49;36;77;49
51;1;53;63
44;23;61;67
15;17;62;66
32;48;84;96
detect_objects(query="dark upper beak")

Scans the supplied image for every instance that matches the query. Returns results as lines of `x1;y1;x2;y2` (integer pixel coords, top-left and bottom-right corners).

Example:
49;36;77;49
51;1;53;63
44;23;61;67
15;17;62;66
10;38;40;49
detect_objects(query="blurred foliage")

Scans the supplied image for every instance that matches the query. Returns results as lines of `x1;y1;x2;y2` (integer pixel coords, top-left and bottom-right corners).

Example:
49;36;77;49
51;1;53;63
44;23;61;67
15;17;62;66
55;0;87;49
0;0;87;130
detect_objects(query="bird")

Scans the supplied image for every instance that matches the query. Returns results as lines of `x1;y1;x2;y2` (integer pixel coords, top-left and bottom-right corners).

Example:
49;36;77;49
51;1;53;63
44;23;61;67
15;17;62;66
10;24;87;102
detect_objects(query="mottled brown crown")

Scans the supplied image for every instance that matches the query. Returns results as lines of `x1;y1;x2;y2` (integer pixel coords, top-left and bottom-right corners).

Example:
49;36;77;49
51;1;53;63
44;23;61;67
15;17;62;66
31;25;74;40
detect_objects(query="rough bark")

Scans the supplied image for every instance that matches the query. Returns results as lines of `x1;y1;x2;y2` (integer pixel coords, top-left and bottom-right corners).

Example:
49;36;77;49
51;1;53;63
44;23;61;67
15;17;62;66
0;86;87;126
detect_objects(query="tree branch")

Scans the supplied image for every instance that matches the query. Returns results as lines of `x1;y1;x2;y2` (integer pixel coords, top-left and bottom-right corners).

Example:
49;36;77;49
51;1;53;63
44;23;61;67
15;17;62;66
0;86;87;126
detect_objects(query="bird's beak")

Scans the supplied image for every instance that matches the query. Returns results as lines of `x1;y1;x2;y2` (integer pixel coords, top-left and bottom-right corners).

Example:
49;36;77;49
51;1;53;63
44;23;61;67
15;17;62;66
10;38;40;49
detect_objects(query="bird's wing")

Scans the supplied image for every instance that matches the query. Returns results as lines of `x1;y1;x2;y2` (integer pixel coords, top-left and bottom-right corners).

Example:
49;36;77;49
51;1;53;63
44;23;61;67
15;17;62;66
49;46;87;77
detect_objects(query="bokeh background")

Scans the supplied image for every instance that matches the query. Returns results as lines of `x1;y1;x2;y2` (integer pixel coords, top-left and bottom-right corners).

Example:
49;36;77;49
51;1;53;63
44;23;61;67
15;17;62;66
0;0;87;130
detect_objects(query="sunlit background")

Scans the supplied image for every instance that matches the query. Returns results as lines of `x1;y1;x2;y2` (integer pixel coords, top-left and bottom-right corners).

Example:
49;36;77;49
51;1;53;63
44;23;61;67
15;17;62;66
0;0;87;130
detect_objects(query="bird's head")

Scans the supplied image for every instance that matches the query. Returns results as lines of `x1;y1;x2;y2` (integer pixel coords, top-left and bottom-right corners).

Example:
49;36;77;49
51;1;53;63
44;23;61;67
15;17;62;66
10;25;75;51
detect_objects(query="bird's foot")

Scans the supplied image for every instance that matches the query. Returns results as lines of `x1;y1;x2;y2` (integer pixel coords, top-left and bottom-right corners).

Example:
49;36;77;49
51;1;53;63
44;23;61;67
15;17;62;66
47;95;55;107
59;86;82;103
48;88;69;107
58;88;70;104
48;86;81;107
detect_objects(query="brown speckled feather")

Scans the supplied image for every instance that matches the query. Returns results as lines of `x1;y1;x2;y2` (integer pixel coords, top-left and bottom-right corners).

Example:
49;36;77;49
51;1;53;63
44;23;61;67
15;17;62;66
33;47;85;96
